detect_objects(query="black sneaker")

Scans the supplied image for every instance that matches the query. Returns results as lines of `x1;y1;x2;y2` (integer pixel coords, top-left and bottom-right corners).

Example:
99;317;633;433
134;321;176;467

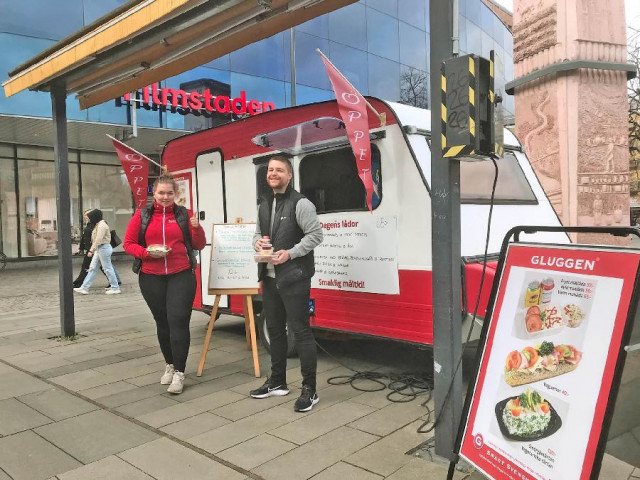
294;385;319;412
250;378;290;399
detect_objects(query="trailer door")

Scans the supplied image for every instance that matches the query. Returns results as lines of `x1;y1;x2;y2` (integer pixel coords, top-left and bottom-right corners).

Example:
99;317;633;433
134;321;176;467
196;151;225;307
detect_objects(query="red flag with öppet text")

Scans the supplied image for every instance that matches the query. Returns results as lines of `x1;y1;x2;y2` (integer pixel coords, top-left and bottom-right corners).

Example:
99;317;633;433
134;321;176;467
108;136;150;209
319;54;374;211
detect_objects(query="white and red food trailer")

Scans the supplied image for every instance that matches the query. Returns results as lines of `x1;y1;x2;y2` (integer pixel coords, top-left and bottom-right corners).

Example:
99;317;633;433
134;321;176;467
161;97;568;349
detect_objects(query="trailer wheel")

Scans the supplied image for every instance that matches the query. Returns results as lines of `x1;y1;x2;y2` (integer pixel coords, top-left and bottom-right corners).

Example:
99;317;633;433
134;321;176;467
256;311;297;358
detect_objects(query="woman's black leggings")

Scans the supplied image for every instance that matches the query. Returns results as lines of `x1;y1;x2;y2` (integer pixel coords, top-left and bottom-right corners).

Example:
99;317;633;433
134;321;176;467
139;269;196;373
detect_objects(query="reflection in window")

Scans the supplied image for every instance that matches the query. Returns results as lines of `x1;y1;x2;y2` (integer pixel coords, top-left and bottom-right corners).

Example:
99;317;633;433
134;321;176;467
400;67;429;109
399;23;427;71
230;73;286;110
299;145;382;213
367;0;397;17
465;0;482;26
329;3;367;51
288;84;332;107
328;42;368;94
493;15;505;47
230;34;285;81
480;4;494;34
465;19;483;56
398;0;425;30
204;54;230;71
294;32;330;90
458;19;468;52
460;152;537;204
481;32;493;59
87;101;127;125
296;15;329;39
18;160;80;257
369;55;400;101
367;9;399;62
0;157;18;258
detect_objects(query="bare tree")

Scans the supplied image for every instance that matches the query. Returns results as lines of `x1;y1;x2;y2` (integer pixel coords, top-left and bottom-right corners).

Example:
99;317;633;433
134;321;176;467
400;67;429;109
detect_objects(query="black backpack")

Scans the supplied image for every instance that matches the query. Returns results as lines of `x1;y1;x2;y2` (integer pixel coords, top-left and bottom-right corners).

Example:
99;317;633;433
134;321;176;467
132;204;197;273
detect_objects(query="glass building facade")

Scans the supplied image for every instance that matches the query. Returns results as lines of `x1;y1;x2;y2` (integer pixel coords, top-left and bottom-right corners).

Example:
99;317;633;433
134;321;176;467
0;0;515;260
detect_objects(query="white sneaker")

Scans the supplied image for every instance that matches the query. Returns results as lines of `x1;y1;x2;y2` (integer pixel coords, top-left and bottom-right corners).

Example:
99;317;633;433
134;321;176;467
167;371;185;394
160;364;175;385
73;287;89;295
105;289;121;295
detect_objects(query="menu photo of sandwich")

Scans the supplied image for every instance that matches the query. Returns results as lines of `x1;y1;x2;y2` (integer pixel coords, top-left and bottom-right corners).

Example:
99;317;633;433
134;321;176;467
503;341;582;387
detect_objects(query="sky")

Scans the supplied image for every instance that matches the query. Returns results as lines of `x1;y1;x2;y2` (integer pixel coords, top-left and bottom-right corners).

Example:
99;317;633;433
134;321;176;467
492;0;640;31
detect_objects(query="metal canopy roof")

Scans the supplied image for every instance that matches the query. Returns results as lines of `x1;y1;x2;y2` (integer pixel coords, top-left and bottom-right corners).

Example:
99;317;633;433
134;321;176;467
0;115;186;155
2;0;357;109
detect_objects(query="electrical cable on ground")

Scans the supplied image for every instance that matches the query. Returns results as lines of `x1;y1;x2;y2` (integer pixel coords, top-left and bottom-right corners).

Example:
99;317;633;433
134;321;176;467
316;340;434;404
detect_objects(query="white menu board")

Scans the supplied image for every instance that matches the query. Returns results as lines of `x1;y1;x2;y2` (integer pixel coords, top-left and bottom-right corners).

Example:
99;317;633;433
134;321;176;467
209;223;258;291
312;214;399;295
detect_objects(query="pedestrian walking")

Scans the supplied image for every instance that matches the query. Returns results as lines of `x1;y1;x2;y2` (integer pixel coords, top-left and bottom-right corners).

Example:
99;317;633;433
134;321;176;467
250;155;323;412
73;209;121;289
73;209;121;295
123;173;206;394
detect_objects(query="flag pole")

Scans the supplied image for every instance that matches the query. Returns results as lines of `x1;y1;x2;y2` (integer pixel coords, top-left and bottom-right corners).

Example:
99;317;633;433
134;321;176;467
316;49;386;126
106;134;163;168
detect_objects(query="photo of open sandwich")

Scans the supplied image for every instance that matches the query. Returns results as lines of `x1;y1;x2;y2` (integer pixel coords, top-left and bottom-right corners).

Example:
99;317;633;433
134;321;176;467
495;389;562;441
504;341;582;387
524;304;564;334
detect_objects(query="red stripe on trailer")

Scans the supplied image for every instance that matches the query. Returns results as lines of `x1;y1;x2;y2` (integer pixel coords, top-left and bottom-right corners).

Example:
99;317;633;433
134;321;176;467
211;266;495;346
162;98;397;172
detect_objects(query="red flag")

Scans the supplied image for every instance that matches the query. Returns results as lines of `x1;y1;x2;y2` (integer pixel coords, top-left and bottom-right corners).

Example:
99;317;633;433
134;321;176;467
319;53;374;211
107;135;152;209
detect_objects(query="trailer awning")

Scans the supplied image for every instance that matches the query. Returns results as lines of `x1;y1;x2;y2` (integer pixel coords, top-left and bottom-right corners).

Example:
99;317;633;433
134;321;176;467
252;116;385;155
2;0;357;109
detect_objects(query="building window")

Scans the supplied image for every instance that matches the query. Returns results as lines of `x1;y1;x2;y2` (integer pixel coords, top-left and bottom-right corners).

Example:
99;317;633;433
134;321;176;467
18;159;80;257
299;145;382;213
0;156;18;258
80;158;134;253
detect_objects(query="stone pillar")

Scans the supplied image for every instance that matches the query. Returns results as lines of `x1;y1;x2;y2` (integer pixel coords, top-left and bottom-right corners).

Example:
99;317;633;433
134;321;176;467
511;0;631;244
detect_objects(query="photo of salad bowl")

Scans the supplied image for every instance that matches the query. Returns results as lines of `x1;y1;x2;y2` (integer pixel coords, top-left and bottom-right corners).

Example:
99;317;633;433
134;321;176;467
495;389;562;441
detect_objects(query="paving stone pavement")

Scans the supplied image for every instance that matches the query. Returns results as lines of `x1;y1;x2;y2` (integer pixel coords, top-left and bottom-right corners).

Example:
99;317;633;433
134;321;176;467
0;263;638;480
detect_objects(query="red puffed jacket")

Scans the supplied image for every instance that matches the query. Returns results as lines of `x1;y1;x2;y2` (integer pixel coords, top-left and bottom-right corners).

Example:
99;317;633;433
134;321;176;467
124;202;206;275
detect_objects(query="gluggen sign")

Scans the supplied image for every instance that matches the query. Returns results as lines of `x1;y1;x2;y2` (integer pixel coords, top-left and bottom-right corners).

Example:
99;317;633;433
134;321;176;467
115;83;275;117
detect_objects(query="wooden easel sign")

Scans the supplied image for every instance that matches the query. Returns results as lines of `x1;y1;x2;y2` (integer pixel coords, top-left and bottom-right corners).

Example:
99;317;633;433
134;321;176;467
197;222;261;378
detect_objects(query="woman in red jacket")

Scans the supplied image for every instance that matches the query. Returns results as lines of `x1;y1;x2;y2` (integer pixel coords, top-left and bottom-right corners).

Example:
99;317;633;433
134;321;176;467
124;174;206;394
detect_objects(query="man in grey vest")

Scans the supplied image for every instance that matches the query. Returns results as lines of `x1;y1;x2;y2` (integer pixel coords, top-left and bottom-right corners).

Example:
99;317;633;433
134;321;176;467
250;155;323;412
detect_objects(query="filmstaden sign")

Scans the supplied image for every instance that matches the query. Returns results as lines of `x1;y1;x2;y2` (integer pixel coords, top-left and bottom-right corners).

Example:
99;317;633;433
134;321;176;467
115;83;276;117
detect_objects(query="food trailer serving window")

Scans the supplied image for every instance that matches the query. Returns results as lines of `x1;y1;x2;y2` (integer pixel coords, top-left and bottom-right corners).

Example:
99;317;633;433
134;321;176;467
460;151;538;204
299;145;382;213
